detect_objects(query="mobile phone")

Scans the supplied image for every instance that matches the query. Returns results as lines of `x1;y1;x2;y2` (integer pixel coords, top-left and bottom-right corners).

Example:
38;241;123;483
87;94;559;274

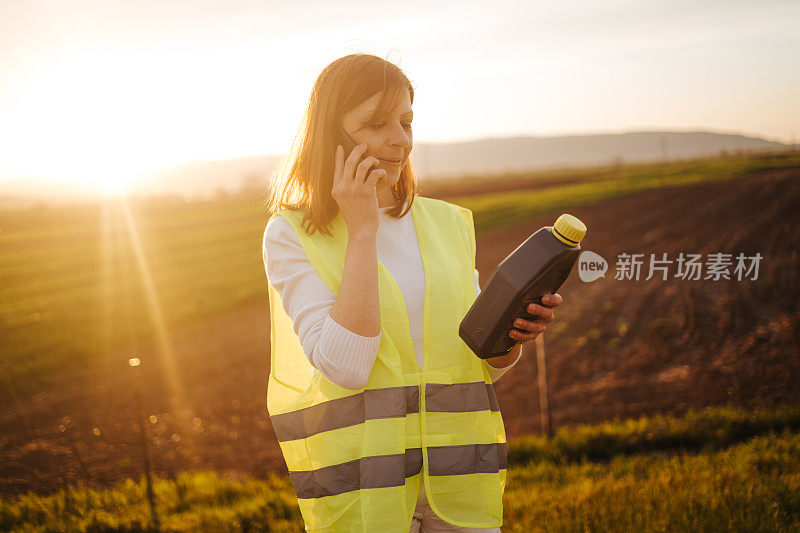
337;124;383;184
337;124;366;165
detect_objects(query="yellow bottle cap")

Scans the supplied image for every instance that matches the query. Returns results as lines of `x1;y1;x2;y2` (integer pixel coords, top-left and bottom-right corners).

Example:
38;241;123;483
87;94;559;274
552;214;587;247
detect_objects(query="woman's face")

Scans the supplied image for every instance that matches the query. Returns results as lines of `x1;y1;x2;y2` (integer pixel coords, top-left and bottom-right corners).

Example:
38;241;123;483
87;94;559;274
340;89;413;186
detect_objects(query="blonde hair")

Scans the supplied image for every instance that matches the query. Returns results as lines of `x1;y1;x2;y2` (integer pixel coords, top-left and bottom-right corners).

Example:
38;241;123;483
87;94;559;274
265;53;417;236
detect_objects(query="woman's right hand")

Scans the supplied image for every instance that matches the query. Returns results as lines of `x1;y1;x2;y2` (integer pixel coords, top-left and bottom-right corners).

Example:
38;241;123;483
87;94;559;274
331;143;386;238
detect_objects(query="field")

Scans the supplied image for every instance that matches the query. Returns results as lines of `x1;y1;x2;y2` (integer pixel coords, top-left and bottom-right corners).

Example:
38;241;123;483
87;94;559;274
3;406;799;531
1;151;799;513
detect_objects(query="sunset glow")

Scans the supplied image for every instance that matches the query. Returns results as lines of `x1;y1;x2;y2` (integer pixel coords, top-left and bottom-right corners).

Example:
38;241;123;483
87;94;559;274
0;1;797;189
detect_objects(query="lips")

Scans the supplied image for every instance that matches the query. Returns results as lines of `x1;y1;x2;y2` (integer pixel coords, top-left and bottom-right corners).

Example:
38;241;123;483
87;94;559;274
379;157;402;164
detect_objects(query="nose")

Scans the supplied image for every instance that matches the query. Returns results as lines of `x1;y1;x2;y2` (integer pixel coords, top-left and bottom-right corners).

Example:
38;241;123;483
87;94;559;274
388;121;410;149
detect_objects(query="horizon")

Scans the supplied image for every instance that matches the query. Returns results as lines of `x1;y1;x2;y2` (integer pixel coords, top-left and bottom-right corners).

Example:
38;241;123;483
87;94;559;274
0;128;787;185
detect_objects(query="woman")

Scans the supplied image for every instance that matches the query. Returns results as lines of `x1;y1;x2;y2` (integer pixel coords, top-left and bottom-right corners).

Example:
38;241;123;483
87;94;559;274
262;53;562;532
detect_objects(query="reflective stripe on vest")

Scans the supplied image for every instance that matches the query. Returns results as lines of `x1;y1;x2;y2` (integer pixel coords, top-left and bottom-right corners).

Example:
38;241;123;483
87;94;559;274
265;197;507;531
271;381;499;442
290;443;508;500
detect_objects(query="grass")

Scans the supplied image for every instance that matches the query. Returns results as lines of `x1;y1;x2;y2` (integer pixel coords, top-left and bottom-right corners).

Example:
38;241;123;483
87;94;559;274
1;151;798;400
0;197;270;400
502;428;800;532
2;404;799;531
507;404;800;465
0;472;302;532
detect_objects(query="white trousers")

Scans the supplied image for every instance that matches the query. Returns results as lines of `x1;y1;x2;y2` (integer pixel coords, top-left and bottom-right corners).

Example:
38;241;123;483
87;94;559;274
409;479;502;533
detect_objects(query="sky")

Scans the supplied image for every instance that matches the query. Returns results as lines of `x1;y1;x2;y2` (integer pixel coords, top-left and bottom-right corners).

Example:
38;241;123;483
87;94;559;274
0;0;798;189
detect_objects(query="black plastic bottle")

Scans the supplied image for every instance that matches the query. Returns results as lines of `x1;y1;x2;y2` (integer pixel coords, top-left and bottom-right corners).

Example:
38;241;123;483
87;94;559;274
459;213;587;358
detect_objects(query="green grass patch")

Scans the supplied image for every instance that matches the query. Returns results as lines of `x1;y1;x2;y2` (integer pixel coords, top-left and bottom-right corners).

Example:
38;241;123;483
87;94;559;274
0;472;302;532
507;404;800;465
0;197;271;400
502;428;800;532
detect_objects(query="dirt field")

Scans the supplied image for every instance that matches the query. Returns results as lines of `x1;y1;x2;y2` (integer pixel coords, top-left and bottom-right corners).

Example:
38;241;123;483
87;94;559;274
2;165;798;497
475;165;800;435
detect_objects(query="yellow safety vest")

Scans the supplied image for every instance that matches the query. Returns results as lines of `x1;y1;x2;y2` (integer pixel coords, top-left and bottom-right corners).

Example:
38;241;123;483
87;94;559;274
266;196;506;532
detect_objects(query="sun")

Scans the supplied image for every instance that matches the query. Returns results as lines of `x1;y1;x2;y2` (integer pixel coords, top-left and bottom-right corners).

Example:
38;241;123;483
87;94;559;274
0;48;173;196
98;177;130;196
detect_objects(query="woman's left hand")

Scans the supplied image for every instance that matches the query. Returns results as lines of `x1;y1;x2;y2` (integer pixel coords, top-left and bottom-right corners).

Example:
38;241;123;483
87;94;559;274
509;293;563;342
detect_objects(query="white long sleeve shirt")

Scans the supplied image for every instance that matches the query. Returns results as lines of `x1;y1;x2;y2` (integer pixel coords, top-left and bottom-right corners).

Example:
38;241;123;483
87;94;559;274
262;201;522;390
